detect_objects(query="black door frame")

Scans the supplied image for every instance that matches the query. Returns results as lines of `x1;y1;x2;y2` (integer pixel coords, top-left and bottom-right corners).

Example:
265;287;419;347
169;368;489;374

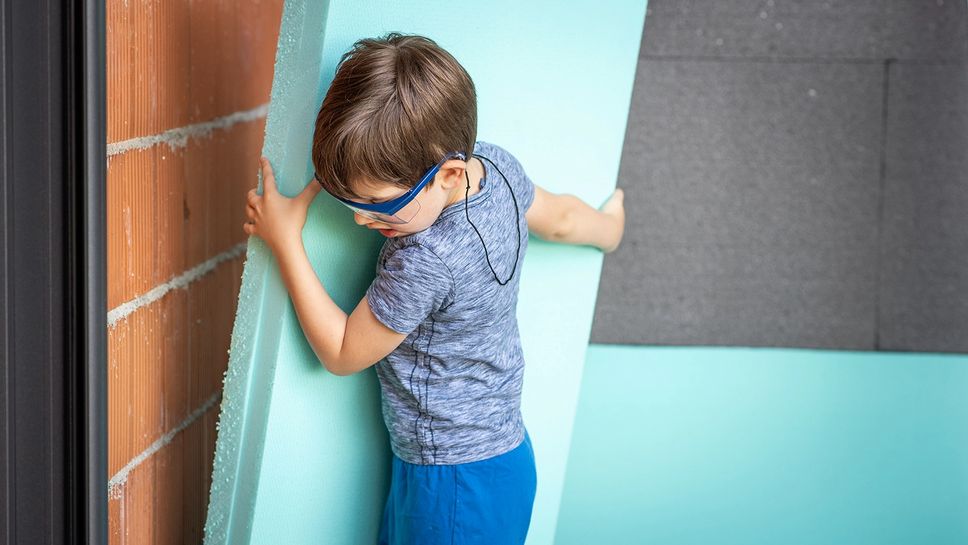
1;0;107;543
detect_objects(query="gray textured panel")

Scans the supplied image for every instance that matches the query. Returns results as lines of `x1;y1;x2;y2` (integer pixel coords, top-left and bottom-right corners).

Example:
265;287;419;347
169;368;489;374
879;63;968;352
590;59;884;347
641;0;967;61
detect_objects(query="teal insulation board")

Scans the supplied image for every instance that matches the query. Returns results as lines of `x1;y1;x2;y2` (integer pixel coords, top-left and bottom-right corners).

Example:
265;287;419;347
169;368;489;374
203;1;647;544
558;344;968;544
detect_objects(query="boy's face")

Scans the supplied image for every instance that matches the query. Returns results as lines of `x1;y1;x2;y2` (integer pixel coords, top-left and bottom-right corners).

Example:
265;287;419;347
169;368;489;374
348;159;468;237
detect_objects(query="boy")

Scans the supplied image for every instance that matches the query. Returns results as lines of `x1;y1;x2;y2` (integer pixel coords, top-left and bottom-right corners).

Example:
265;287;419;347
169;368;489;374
243;33;625;545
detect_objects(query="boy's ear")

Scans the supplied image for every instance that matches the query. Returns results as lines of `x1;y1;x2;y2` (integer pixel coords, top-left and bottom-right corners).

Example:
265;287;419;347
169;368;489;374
436;160;467;190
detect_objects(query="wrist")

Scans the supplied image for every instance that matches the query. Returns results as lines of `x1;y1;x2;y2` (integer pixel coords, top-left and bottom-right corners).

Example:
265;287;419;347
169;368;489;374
272;232;305;260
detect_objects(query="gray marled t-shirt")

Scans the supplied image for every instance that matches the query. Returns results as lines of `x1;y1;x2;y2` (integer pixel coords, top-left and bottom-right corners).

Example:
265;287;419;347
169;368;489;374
365;141;535;465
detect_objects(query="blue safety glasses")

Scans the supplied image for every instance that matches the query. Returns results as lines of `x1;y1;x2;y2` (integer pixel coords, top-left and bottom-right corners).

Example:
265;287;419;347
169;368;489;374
315;150;467;225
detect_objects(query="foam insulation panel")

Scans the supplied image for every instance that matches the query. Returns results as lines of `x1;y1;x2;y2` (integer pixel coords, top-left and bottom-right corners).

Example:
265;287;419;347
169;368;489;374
203;1;647;544
558;344;968;544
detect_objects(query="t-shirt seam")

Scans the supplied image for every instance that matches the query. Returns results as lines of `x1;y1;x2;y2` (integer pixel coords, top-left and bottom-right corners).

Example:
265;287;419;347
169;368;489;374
374;140;530;467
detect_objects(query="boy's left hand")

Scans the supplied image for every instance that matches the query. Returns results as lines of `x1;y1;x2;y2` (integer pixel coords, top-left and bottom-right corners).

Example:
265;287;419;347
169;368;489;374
243;156;321;254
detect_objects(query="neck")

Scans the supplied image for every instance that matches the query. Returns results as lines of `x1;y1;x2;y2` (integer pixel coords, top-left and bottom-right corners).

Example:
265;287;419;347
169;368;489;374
444;156;484;208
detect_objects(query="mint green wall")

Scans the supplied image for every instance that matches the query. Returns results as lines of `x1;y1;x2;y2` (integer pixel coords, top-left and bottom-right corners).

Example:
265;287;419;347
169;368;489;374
204;1;647;544
204;4;391;545
556;344;968;544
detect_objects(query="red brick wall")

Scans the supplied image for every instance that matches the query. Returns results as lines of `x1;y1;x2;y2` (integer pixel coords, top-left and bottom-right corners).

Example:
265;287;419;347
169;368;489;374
105;1;283;543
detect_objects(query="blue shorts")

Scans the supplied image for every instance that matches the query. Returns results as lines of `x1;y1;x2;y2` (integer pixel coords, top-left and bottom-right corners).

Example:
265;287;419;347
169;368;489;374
378;429;537;545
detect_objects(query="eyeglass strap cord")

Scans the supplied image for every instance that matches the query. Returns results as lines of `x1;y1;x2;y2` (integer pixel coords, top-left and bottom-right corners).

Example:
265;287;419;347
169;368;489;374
464;153;521;286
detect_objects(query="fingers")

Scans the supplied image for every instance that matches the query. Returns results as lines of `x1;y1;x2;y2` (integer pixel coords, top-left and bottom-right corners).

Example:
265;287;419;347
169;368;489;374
244;159;270;238
243;204;256;236
244;199;257;236
606;188;624;204
260;156;276;193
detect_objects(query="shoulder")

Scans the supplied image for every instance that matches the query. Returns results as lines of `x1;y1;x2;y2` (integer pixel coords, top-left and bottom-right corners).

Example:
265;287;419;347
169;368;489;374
380;238;449;272
380;240;453;296
381;235;455;285
474;141;523;171
367;239;456;332
474;140;536;211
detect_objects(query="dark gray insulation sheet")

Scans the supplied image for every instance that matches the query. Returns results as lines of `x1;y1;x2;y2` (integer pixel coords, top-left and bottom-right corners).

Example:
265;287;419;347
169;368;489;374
639;0;967;61
591;0;968;352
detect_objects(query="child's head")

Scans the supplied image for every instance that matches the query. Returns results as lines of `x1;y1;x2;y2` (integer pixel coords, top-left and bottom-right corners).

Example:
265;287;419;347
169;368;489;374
312;32;477;237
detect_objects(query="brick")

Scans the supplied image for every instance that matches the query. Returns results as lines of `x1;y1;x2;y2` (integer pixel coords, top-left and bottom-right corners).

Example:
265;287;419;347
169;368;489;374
106;0;192;143
109;295;165;477
107;118;264;309
236;0;286;110
182;406;220;545
122;454;155;545
107;147;156;309
107;0;282;143
108;485;121;545
106;407;218;545
108;254;242;475
188;0;284;123
160;288;190;433
188;256;245;409
153;428;185;545
105;2;283;541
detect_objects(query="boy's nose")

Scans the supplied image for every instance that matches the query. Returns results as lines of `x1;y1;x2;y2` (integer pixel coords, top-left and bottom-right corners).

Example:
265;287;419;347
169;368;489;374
353;212;387;229
353;212;371;226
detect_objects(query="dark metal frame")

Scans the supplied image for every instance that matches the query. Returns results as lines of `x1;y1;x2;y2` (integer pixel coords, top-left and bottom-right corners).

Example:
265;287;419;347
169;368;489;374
1;0;106;543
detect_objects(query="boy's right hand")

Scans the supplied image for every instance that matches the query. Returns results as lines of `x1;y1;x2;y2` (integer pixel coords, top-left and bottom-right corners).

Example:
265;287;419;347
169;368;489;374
599;188;625;253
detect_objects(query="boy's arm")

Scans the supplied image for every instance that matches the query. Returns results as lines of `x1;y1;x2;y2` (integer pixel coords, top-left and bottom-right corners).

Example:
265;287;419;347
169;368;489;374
525;184;626;253
273;238;407;376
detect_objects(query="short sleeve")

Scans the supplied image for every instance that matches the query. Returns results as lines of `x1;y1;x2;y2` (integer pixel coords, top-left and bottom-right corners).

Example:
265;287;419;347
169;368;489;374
365;243;454;334
510;156;536;213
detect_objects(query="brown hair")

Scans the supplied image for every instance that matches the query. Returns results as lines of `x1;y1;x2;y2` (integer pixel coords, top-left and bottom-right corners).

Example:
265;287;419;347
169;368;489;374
311;32;477;201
